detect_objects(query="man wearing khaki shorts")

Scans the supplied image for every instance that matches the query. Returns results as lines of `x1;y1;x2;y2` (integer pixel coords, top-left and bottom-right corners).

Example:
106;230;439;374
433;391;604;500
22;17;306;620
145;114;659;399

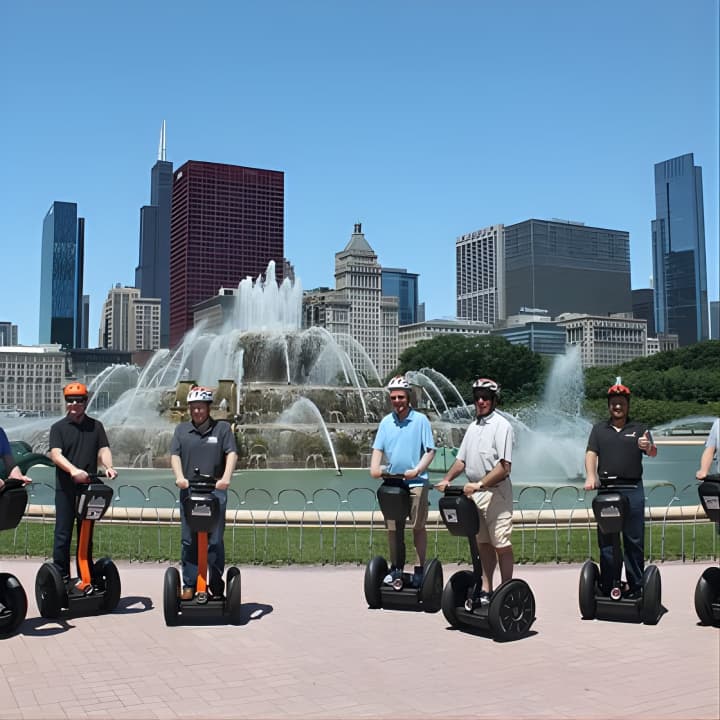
436;378;514;603
370;375;436;588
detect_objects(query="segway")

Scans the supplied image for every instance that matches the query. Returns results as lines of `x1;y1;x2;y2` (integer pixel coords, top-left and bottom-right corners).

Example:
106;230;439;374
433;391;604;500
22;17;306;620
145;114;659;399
364;474;443;613
163;472;242;626
0;479;29;637
35;476;121;618
438;485;535;640
579;481;661;624
694;475;720;627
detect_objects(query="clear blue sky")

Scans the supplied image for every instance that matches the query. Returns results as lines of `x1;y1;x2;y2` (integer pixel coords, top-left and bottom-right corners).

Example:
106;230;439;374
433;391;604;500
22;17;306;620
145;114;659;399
2;1;718;346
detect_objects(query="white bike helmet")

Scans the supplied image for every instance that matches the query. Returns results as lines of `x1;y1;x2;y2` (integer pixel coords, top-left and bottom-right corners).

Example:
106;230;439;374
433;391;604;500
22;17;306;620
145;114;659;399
187;386;214;404
386;375;411;393
472;378;500;396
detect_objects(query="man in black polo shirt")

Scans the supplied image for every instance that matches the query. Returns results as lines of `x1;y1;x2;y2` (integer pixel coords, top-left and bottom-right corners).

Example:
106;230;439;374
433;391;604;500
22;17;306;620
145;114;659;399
170;386;237;600
48;382;118;584
584;380;657;597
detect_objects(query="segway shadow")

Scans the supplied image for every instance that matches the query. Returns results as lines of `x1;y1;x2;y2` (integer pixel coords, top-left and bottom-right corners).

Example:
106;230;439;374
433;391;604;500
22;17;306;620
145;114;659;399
694;475;720;627
163;472;242;626
35;476;121;619
579;481;662;625
438;485;536;641
0;479;29;637
364;475;443;613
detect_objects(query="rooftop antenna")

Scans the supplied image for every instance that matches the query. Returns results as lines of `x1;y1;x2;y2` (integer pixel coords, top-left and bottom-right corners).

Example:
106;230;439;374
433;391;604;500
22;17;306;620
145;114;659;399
158;120;167;162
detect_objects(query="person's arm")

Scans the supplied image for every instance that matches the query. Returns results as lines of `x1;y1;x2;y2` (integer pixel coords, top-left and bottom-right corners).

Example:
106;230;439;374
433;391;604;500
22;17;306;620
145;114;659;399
170;454;189;490
369;448;385;479
2;454;30;484
404;448;436;480
464;458;510;494
49;447;89;483
584;450;599;490
696;445;716;481
97;446;118;479
215;451;237;490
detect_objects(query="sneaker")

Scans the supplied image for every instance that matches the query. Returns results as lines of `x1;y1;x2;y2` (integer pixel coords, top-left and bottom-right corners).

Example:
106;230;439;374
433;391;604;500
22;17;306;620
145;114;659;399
180;586;194;601
383;568;401;586
411;566;424;588
464;590;491;612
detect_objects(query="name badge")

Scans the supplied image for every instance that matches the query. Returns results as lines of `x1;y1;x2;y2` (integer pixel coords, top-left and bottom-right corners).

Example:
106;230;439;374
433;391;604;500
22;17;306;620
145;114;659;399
206;436;218;444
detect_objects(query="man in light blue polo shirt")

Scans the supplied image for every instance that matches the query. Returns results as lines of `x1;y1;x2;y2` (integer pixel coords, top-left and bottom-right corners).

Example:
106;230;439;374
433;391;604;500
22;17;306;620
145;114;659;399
370;375;435;588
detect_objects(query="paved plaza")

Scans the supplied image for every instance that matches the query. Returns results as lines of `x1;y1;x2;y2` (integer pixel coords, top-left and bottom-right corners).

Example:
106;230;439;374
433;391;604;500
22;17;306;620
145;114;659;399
0;558;718;719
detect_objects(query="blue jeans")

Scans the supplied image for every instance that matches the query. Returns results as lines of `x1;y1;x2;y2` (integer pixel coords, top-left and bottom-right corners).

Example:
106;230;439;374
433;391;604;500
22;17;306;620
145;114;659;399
597;483;645;592
180;489;227;594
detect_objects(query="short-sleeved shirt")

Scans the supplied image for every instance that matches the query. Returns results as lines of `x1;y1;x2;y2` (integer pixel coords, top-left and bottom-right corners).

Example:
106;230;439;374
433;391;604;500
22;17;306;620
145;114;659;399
372;408;435;487
0;428;11;458
586;419;652;483
170;419;237;480
704;419;719;473
456;411;513;483
49;414;110;489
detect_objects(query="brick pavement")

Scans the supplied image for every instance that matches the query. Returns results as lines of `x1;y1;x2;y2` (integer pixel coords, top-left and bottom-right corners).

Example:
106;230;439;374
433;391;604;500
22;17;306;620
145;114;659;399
0;558;718;719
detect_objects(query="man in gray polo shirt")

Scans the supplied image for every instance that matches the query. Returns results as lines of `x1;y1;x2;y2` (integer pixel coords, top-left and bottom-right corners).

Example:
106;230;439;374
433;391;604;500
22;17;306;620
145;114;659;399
436;378;514;604
171;386;238;600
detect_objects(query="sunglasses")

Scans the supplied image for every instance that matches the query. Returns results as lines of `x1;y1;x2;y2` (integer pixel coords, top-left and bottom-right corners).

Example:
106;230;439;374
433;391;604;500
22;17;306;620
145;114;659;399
66;398;87;404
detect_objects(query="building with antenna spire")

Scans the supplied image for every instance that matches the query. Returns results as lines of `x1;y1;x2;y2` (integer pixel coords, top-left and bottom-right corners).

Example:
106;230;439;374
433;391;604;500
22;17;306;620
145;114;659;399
135;121;173;347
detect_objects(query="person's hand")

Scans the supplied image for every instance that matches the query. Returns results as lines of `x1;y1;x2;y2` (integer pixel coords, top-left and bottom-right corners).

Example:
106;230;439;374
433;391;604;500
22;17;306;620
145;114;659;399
215;478;230;491
638;431;652;452
434;479;450;492
175;477;189;490
403;467;419;480
105;467;118;480
584;477;599;491
72;469;90;484
696;470;708;481
8;467;31;485
463;482;480;496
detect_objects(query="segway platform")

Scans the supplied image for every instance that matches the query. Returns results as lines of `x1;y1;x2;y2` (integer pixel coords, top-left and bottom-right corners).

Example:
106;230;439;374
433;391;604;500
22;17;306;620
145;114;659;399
0;479;29;637
694;476;720;627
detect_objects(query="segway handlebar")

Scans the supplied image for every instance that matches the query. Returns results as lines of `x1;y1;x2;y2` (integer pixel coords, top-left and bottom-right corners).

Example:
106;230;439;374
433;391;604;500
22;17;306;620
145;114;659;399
699;473;720;483
380;473;409;489
189;470;217;493
597;475;641;492
0;478;27;492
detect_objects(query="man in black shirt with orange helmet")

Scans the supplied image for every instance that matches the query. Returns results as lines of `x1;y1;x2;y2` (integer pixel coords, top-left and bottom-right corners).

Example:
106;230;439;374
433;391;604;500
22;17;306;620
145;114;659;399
585;380;657;598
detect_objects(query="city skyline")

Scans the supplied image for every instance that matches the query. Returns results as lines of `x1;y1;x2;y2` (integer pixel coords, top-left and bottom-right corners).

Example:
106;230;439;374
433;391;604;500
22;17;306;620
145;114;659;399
2;2;718;346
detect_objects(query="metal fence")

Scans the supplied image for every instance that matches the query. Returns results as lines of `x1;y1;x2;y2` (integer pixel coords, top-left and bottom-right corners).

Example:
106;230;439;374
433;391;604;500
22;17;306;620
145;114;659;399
2;481;717;566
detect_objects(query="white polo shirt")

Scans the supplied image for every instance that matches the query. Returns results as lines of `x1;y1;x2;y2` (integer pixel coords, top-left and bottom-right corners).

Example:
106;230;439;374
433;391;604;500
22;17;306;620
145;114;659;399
456;411;513;482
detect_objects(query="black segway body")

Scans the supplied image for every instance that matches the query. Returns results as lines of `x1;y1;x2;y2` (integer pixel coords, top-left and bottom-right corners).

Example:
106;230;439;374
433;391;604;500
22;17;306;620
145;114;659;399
578;482;661;625
0;479;28;637
35;479;121;619
363;475;442;613
438;485;535;640
694;476;720;627
163;473;242;626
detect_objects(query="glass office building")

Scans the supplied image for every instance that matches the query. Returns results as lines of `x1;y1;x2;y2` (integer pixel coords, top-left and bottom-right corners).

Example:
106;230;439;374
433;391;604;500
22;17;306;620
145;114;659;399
39;202;84;349
381;268;419;326
652;153;708;346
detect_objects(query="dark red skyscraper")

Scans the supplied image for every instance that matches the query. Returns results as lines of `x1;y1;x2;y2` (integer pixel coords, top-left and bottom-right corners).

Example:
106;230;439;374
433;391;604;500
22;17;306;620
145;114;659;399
169;160;284;346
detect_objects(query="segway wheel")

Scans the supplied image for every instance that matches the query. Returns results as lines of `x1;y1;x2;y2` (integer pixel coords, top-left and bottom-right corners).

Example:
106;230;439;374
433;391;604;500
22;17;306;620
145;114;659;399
694;567;720;627
579;560;599;620
419;558;443;613
641;564;662;626
226;568;242;625
0;573;27;638
441;570;474;628
488;579;536;641
35;562;66;619
93;557;121;612
163;567;181;626
364;556;388;609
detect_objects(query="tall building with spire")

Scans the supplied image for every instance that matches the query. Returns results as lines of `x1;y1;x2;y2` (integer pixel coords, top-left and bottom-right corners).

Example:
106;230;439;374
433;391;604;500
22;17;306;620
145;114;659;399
39;201;85;349
652;152;708;345
136;121;173;347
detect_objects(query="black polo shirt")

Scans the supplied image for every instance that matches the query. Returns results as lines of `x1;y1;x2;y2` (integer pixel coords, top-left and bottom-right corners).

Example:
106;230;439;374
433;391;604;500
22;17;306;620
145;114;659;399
48;414;110;488
586;418;652;483
170;418;237;480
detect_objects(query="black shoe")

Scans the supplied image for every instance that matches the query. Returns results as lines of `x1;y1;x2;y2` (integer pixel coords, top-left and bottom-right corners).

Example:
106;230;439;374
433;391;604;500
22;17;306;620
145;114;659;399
623;586;643;600
411;566;424;588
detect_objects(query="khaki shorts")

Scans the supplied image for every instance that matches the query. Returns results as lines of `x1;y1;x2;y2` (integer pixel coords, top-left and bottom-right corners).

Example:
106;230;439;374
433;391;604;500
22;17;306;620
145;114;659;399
385;485;429;531
472;480;513;548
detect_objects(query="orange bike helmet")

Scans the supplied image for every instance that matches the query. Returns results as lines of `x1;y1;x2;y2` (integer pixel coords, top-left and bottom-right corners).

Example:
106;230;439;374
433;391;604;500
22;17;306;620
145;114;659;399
63;382;88;398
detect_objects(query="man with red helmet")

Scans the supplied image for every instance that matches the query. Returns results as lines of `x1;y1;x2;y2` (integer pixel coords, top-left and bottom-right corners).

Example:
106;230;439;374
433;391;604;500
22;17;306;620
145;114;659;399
48;382;118;585
585;379;657;598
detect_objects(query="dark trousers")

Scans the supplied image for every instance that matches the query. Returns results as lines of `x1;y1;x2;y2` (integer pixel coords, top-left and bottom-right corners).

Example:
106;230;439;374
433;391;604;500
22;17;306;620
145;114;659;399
53;485;83;579
180;489;227;594
598;483;645;592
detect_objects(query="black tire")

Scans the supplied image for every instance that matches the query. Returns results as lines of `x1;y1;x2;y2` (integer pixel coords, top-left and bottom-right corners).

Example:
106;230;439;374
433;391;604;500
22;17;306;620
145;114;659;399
441;570;474;628
364;556;388;609
579;561;599;620
35;562;66;619
163;567;181;626
227;569;242;625
93;557;121;612
420;559;443;613
641;564;662;625
694;566;720;627
0;573;27;638
488;579;536;641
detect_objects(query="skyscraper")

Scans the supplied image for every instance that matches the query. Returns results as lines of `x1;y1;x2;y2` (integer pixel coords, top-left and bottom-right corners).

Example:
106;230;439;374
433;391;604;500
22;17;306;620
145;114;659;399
652;153;708;346
136;122;173;348
169;160;284;347
504;219;631;318
381;267;419;326
99;285;161;352
39;201;84;348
